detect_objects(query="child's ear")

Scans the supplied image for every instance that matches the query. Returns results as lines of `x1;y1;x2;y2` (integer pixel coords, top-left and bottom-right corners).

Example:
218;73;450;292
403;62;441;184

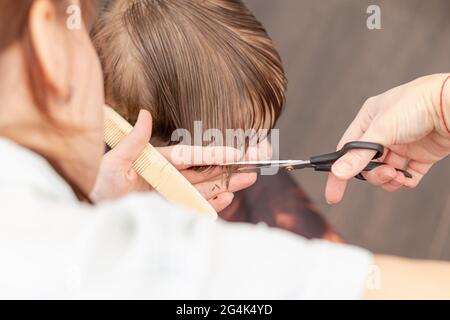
28;0;71;100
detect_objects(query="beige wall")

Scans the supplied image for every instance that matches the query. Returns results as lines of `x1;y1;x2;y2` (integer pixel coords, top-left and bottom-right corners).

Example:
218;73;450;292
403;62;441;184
245;0;450;260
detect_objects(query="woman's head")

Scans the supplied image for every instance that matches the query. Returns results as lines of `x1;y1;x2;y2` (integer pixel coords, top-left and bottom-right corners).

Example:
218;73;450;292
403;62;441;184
0;0;104;198
94;0;286;148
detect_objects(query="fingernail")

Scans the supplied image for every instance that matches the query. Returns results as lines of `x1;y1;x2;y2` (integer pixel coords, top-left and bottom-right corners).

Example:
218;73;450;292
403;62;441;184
326;198;337;205
333;161;353;178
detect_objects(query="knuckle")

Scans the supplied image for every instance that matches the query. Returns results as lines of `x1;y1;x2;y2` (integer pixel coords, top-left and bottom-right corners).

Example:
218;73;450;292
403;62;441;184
362;96;377;109
410;180;419;188
366;175;382;186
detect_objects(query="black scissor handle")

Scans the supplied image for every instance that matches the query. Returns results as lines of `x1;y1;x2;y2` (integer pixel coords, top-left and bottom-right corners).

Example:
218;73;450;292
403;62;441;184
354;161;413;180
310;141;412;180
313;161;413;180
310;141;384;165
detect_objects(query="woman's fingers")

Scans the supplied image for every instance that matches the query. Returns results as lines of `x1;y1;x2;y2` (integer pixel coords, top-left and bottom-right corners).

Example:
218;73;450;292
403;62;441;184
325;104;375;204
331;120;389;180
367;150;418;190
326;149;407;203
403;160;433;188
109;109;153;163
375;150;410;190
181;166;227;184
326;75;450;203
325;173;348;204
162;142;270;185
159;139;271;170
195;172;257;200
363;165;397;186
180;144;271;185
334;98;377;150
383;149;409;170
382;171;406;192
209;192;235;213
158;145;242;170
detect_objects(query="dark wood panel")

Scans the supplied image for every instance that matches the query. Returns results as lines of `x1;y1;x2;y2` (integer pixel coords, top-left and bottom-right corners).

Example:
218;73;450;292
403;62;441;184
245;0;450;259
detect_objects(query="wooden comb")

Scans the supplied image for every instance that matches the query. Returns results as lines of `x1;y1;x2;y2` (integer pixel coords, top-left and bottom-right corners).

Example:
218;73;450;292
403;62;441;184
103;105;218;218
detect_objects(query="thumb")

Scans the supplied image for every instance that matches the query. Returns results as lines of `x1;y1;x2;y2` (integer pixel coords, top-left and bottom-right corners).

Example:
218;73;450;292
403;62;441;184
331;128;385;180
111;109;153;163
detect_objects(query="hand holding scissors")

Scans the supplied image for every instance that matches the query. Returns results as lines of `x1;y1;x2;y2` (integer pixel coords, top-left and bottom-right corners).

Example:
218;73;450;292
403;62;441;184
326;75;450;204
222;141;412;181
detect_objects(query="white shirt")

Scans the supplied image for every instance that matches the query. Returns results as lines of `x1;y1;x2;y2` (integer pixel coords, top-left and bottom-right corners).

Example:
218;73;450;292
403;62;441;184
0;138;372;299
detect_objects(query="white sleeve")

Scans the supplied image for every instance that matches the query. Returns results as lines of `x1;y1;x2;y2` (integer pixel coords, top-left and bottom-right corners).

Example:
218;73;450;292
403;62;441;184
73;194;372;299
0;192;372;299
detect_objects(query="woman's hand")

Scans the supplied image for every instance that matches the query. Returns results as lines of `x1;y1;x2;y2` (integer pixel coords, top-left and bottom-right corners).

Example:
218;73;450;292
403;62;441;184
90;110;153;202
326;74;450;204
91;110;257;212
155;144;260;212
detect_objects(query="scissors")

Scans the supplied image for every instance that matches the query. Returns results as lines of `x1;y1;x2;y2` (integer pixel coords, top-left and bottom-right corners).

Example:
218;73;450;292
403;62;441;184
222;141;412;181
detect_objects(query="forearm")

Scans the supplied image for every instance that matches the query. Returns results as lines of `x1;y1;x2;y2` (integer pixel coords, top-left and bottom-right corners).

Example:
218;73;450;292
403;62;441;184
365;254;450;299
442;76;450;135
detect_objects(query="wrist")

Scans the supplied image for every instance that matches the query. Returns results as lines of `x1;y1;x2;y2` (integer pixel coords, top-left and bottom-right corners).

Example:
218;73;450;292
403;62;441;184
431;74;450;138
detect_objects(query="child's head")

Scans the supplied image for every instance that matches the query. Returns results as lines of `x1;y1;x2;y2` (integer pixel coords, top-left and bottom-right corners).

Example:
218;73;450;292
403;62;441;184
94;0;286;147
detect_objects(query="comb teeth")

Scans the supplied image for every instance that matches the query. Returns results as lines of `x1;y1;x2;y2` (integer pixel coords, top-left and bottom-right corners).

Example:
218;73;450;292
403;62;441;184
103;106;217;218
133;149;153;175
104;107;132;148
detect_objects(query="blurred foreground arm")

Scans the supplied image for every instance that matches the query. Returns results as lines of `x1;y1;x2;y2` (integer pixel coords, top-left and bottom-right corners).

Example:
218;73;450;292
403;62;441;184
366;255;450;299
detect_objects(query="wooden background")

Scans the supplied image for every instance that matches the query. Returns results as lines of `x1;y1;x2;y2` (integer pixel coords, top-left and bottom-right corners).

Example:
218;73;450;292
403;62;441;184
245;0;450;260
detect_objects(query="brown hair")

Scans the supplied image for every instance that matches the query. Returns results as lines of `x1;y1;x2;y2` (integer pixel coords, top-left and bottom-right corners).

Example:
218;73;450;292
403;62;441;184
94;0;286;148
0;0;97;202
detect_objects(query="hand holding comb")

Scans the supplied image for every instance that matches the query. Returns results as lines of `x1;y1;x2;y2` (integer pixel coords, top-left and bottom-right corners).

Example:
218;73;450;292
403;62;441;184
103;105;218;218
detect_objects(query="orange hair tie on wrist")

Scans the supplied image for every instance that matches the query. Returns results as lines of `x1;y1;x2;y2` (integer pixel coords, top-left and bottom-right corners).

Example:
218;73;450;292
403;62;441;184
439;75;450;135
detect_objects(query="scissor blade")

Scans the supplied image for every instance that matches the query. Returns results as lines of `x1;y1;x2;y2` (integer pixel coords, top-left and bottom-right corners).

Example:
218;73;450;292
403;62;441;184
222;160;309;166
222;160;311;174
